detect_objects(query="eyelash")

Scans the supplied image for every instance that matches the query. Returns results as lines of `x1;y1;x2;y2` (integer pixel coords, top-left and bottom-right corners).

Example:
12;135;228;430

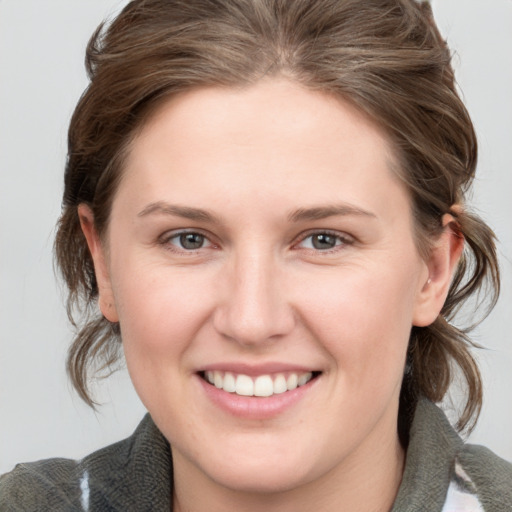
159;230;215;254
158;229;354;255
294;230;354;254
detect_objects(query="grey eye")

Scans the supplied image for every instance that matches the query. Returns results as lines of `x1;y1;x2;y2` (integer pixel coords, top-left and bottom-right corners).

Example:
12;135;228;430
311;233;338;250
179;233;205;250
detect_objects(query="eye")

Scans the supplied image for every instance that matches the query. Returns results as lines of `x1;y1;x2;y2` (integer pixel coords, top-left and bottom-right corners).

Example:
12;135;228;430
160;230;215;252
296;231;353;251
177;232;207;250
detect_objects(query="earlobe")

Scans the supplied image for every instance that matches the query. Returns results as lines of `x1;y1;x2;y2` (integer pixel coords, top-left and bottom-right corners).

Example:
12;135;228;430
412;213;464;327
78;204;119;323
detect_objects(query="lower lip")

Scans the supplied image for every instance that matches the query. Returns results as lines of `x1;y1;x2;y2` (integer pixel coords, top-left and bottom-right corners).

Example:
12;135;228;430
197;374;319;420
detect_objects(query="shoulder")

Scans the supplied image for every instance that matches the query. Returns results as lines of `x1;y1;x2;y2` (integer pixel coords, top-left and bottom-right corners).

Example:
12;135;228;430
456;442;512;511
0;414;173;512
0;457;81;511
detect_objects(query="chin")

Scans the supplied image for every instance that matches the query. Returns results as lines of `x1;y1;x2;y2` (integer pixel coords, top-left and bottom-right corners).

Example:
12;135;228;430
206;459;313;495
181;431;326;496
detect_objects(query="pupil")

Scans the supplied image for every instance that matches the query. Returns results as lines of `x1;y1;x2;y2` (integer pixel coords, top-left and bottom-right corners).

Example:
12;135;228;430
180;233;204;249
312;234;336;250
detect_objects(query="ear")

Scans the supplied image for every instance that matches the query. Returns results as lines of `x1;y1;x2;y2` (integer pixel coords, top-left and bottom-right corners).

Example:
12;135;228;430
78;204;119;323
412;213;464;327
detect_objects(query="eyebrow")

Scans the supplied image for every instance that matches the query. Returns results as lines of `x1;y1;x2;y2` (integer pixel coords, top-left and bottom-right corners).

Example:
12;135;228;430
138;201;220;223
287;204;377;222
137;201;377;224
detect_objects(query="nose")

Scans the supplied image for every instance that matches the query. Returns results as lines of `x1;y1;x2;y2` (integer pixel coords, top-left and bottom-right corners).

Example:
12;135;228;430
213;250;296;347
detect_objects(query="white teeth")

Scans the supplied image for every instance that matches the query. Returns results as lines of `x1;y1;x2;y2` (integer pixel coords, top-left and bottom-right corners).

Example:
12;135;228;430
214;370;223;389
286;373;298;391
223;372;236;393
236;374;254;396
203;370;315;397
273;374;287;394
254;375;274;397
298;372;312;387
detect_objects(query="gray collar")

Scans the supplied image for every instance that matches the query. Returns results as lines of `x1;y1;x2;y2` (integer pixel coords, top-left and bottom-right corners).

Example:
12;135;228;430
392;397;463;512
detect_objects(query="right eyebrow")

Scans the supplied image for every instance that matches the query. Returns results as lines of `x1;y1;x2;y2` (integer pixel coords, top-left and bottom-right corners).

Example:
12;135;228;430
137;201;220;224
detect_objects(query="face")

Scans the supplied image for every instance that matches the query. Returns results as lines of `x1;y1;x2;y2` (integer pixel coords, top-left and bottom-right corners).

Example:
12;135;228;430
85;79;441;496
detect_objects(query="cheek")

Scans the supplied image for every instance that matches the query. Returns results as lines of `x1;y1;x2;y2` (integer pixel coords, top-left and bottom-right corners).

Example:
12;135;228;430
296;260;419;388
110;261;216;380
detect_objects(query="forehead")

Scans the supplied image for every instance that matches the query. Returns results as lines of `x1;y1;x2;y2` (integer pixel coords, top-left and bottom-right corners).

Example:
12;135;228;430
119;79;410;220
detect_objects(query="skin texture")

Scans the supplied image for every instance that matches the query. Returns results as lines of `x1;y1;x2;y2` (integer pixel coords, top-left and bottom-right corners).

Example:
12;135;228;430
80;79;463;512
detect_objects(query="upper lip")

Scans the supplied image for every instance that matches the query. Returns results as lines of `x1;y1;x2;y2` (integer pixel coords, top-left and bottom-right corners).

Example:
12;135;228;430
198;362;321;376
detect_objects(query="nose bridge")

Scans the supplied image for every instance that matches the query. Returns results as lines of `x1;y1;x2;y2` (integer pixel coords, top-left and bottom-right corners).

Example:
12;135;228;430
214;245;294;345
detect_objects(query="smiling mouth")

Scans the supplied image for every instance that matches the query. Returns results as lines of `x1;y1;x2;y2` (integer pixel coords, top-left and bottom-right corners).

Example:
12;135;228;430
199;370;321;397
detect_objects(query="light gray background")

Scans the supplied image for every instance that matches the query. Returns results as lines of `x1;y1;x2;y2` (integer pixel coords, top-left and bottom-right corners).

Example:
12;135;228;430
1;0;511;474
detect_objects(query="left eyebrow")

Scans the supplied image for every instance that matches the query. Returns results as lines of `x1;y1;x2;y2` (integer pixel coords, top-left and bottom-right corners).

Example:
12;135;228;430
288;204;377;223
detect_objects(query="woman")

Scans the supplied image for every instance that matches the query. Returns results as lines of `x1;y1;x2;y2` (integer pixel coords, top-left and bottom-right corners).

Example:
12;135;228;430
1;0;510;510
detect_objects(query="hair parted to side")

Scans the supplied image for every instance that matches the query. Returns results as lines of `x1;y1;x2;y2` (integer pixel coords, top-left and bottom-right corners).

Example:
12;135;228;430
55;0;500;439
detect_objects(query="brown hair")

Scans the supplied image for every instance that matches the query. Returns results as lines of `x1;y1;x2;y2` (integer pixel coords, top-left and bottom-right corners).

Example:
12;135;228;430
55;0;500;438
